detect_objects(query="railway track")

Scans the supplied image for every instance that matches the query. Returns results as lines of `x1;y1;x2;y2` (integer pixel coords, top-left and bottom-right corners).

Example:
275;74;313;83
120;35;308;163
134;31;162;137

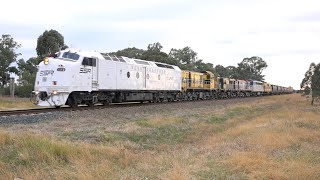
0;95;270;117
0;107;66;117
0;101;153;117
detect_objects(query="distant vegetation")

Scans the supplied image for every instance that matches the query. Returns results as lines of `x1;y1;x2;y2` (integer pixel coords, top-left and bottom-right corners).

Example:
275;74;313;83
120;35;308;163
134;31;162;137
110;42;268;80
301;62;320;105
0;29;268;97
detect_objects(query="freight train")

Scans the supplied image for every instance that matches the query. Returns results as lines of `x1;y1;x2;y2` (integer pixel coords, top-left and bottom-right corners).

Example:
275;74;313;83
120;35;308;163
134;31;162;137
33;49;293;107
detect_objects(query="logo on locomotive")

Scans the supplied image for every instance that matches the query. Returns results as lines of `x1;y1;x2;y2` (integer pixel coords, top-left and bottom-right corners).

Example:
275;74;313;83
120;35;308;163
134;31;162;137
80;68;91;73
40;70;54;76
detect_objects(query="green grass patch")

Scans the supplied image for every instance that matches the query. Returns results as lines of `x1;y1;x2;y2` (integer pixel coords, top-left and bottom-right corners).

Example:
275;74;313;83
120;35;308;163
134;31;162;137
60;130;93;140
207;116;228;123
126;125;189;145
100;125;190;147
135;118;151;127
0;134;75;167
226;106;252;118
206;105;272;124
195;160;248;180
100;132;127;143
135;117;187;128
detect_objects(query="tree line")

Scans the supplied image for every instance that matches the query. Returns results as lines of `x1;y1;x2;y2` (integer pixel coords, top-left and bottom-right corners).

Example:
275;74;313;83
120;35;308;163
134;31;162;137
301;63;320;105
110;42;268;80
0;29;268;97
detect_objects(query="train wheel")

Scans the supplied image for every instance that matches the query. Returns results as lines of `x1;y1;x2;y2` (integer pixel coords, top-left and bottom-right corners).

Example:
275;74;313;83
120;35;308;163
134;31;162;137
87;102;94;107
102;100;109;106
67;97;77;108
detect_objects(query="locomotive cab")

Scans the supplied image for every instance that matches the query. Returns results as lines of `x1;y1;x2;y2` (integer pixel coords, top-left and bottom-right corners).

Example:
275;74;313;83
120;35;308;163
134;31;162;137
33;49;99;107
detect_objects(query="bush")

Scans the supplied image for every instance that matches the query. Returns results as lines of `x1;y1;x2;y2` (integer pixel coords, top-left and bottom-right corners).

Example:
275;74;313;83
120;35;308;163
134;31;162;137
0;86;11;96
15;84;34;98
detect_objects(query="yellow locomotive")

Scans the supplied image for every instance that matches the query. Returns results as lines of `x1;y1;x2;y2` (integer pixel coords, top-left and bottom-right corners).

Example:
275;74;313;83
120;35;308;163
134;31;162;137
181;70;218;99
180;69;289;99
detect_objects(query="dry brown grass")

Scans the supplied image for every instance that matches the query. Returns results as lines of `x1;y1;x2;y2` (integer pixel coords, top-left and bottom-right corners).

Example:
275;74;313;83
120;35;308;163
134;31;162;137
203;94;320;179
0;97;37;110
1;94;320;179
0;131;138;179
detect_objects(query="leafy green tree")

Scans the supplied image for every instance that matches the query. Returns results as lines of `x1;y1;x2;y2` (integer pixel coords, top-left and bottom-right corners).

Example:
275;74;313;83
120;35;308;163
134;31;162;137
213;65;227;77
147;42;163;52
169;46;197;65
304;86;311;96
300;62;315;90
111;47;145;59
36;29;68;58
140;42;175;65
193;59;214;72
311;63;320;105
0;34;20;86
301;62;320;105
17;57;39;85
236;56;267;81
226;66;239;78
213;65;237;78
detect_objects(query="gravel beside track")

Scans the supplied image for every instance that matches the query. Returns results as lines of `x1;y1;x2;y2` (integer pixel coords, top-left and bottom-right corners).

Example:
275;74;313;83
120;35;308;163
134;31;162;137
0;97;261;125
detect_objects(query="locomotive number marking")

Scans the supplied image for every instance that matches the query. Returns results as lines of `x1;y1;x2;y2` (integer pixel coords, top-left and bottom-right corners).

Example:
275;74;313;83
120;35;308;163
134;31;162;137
80;68;91;73
57;67;66;72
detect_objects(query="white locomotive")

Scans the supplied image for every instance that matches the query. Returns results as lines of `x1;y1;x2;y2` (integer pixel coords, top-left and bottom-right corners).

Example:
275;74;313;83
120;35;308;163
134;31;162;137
34;49;181;107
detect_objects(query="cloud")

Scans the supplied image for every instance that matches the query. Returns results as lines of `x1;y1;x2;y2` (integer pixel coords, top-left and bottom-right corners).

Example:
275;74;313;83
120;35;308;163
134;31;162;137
1;0;320;89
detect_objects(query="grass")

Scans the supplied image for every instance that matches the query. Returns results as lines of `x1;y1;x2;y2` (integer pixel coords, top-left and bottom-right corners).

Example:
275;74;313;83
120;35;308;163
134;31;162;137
0;96;37;110
0;132;136;179
1;94;320;179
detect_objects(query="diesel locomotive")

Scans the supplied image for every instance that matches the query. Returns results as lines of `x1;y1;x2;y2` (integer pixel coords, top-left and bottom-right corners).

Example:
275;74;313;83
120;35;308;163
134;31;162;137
33;49;293;107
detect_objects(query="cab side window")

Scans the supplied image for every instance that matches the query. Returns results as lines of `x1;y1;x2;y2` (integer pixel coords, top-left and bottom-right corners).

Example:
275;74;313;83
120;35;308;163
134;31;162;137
82;57;96;67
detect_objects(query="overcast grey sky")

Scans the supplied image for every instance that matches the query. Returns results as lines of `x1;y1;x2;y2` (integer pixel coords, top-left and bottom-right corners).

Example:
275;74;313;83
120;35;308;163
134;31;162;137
1;0;320;89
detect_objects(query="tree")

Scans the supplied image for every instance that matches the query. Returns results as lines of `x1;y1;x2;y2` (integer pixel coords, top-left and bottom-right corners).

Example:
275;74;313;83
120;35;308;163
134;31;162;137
36;29;67;58
226;66;239;78
147;42;163;52
311;63;320;105
17;57;39;85
193;60;214;72
213;65;227;77
300;62;315;90
304;86;311;96
0;34;20;86
140;42;174;64
213;65;237;78
110;47;145;59
301;62;320;105
13;57;40;97
236;56;267;81
169;46;197;65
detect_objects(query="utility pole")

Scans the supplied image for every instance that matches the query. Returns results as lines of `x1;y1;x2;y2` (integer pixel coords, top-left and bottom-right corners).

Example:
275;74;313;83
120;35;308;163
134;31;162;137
10;77;15;98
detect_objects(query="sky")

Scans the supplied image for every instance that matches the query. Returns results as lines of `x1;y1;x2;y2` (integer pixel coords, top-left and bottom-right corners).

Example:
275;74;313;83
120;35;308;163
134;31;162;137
1;0;320;89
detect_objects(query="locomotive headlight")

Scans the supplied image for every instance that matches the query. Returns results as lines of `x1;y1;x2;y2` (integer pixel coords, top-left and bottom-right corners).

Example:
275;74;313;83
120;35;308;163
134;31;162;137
52;90;57;94
44;57;49;65
33;91;39;95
